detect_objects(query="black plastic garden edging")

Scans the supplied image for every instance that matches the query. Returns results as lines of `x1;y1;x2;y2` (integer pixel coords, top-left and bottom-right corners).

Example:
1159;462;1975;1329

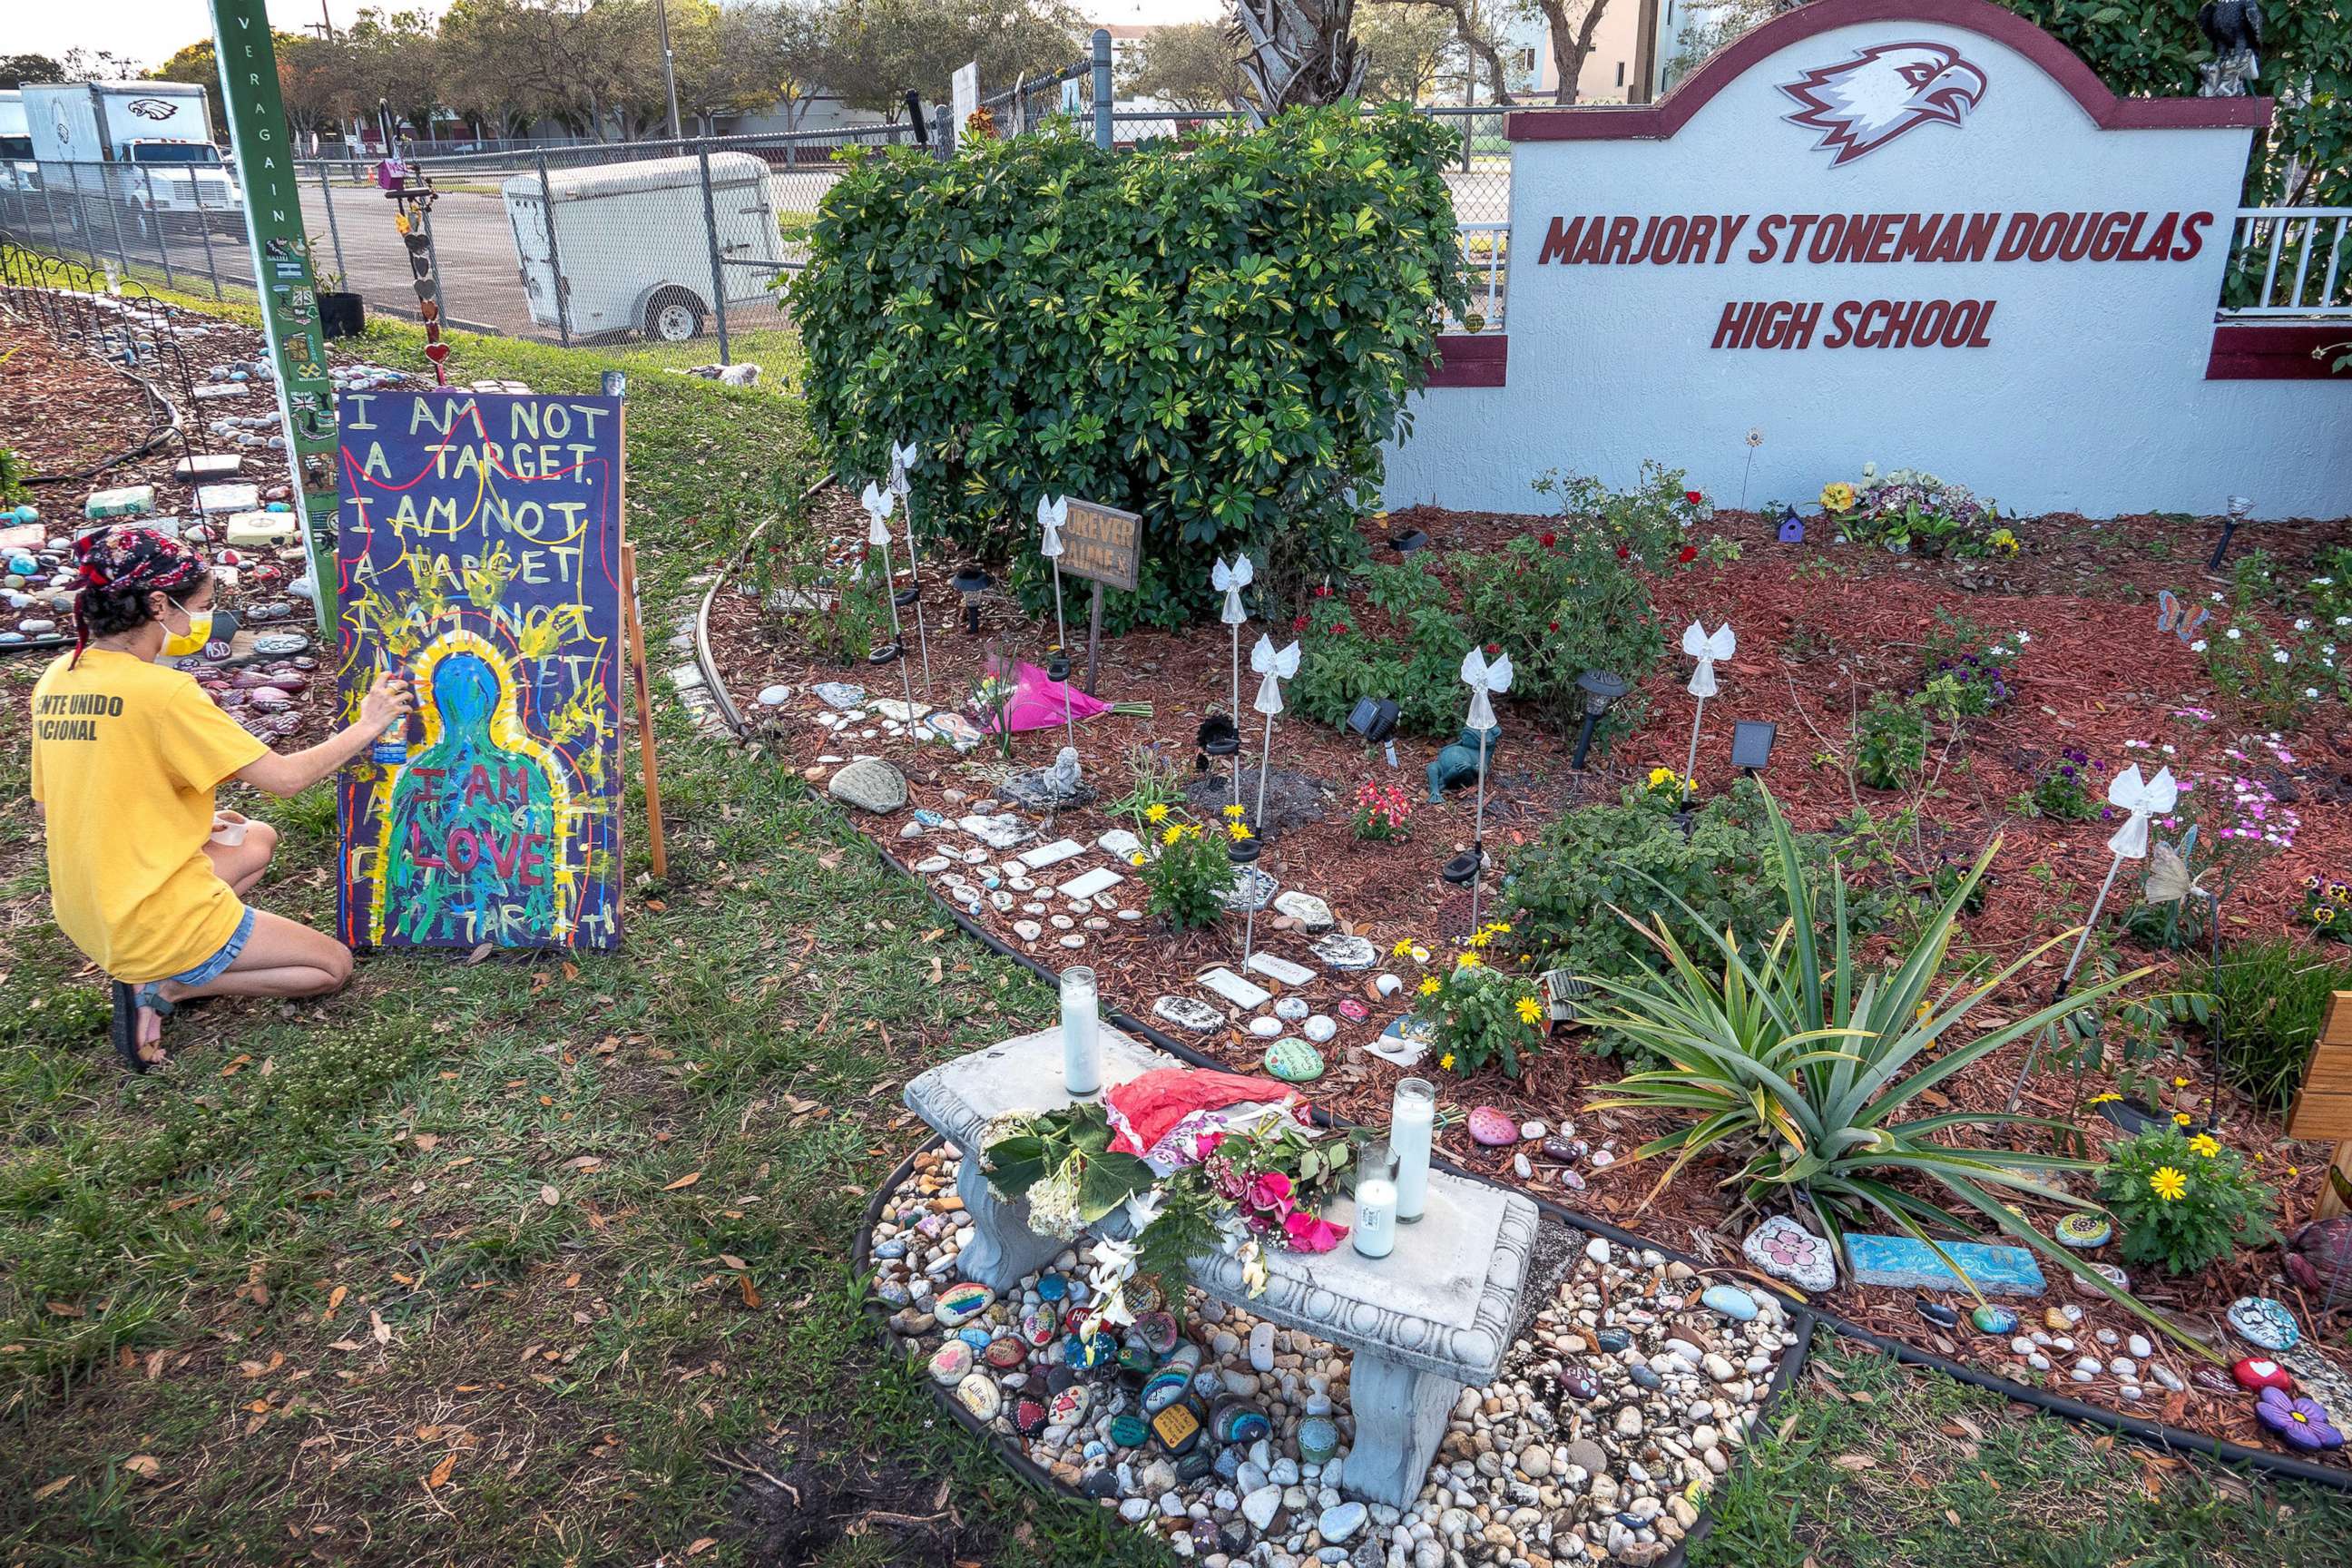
698;497;2352;1509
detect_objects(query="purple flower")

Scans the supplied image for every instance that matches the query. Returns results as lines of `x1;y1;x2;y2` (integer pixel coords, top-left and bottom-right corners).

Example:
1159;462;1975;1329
2257;1387;2346;1452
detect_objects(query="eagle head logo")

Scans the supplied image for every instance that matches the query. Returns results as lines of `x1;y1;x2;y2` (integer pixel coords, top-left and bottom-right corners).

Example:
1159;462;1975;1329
1778;42;1987;166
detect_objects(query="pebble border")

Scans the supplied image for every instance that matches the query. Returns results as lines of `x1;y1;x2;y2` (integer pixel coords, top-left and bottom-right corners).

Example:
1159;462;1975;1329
694;508;2352;1504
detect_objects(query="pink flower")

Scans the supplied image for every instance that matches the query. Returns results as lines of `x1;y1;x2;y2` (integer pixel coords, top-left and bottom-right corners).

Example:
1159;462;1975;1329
1248;1171;1294;1213
1194;1130;1227;1161
1284;1210;1348;1252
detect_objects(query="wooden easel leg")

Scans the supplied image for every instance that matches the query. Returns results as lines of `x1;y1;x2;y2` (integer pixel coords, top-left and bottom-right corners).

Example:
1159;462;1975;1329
622;542;668;880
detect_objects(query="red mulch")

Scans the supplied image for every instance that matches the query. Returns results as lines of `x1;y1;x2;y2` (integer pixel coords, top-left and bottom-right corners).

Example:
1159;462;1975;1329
709;486;2352;1463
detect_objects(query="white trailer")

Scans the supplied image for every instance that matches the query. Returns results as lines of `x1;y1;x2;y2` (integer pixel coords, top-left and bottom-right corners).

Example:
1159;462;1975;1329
0;92;40;196
500;152;788;343
20;81;240;234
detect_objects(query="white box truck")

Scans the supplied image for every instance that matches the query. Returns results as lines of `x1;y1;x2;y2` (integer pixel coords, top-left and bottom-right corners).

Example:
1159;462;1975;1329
500;152;788;343
0;92;41;197
21;81;241;236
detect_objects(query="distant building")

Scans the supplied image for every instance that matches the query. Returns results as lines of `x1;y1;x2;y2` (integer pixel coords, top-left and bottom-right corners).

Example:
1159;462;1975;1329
1500;0;1717;104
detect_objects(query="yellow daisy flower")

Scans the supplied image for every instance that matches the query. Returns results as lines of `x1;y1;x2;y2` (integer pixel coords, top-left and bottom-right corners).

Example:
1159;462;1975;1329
1223;804;1247;819
2188;1133;2220;1158
1391;938;1415;957
1417;975;1440;996
1161;824;1184;847
1514;996;1544;1024
1229;822;1253;842
2171;1077;2189;1089
1439;1053;1455;1072
2149;1166;2188;1202
1130;853;1146;867
1821;480;1856;513
2086;1092;2120;1105
2171;1112;2192;1127
1455;952;1480;969
1145;803;1170;824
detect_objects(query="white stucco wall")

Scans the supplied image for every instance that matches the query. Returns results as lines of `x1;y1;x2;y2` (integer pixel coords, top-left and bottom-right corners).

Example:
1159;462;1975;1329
1383;14;2352;521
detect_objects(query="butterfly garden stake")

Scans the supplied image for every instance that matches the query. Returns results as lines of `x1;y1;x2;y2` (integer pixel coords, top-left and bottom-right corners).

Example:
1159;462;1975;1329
2006;761;2178;1111
1457;646;1513;934
1038;495;1075;746
861;482;918;716
1680;621;1735;805
888;439;933;699
1238;634;1300;972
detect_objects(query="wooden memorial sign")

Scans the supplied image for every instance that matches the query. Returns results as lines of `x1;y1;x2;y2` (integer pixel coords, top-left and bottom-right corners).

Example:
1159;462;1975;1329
333;390;627;951
1048;497;1142;695
2288;990;2352;1220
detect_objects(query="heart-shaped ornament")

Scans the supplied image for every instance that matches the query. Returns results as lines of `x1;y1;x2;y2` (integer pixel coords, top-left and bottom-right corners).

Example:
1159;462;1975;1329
424;342;449;365
2232;1356;2293;1392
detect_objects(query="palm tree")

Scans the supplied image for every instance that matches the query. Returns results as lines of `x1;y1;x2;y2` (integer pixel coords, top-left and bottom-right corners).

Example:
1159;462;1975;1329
1231;0;1367;123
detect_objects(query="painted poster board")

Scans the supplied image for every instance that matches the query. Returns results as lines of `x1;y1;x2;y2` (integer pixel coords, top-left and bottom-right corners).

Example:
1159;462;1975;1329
333;391;626;951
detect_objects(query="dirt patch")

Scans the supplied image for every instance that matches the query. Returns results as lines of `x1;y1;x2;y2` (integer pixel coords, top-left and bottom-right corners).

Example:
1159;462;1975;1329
723;1436;995;1568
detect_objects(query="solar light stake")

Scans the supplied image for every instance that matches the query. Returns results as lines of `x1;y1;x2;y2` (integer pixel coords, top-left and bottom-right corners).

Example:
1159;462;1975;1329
1240;634;1299;973
1680;622;1734;805
1038;495;1075;748
1456;649;1513;939
861;483;917;718
1215;554;1254;814
2209;495;2252;573
889;439;933;700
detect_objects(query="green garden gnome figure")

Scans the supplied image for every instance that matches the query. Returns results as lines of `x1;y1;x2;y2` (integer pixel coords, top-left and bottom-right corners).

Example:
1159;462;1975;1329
1426;723;1501;802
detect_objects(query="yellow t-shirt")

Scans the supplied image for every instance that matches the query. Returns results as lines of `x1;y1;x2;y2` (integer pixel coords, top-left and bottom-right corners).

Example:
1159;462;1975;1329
30;650;270;984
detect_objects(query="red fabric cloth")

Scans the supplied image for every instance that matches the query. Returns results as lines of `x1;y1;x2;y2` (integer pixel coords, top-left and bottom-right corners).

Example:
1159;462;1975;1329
1105;1067;1292;1156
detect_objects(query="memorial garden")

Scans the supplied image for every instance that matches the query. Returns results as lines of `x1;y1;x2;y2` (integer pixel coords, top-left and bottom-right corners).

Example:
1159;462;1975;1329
5;0;2352;1562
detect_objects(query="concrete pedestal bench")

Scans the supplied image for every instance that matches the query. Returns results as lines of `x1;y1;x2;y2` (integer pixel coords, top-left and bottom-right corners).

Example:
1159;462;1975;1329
903;1025;1542;1509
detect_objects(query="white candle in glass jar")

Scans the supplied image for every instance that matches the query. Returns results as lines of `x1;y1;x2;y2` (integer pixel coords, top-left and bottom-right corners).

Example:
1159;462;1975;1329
1061;965;1102;1094
1353;1177;1398;1259
1391;1078;1436;1221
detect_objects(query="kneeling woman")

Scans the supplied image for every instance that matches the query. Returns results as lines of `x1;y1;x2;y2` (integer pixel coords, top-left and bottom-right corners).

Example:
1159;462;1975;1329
30;526;413;1070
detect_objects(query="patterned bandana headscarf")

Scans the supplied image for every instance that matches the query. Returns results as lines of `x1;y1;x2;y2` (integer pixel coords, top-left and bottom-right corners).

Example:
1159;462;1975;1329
70;525;211;667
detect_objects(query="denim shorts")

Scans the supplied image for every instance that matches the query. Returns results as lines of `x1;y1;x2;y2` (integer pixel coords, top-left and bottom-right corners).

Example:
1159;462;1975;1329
167;905;258;987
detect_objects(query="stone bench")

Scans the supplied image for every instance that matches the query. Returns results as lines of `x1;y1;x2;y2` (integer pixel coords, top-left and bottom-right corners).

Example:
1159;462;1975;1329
903;1025;1542;1508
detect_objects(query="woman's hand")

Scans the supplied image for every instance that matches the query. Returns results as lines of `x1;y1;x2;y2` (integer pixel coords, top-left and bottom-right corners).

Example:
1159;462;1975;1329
358;677;415;738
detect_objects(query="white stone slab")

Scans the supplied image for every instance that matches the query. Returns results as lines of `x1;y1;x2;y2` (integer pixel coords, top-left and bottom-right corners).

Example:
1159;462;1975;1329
222;510;297;546
1245;953;1318;988
193;482;260;515
1016;838;1086;870
958;813;1034;849
1056;867;1125;901
175;452;243;479
1198;967;1272;1010
191;383;251;400
1097;828;1143;858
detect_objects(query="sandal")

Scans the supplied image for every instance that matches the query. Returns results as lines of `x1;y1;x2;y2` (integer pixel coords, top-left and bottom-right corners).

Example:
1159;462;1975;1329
109;981;144;1073
122;984;177;1073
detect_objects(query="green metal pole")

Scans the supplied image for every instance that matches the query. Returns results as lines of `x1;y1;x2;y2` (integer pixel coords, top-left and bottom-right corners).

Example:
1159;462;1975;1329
210;0;339;639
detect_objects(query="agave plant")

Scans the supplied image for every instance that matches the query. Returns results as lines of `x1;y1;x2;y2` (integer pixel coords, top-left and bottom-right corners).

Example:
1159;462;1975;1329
1583;789;2210;1353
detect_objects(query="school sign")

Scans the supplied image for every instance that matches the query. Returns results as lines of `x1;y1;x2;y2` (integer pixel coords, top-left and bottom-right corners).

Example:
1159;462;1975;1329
1386;0;2352;519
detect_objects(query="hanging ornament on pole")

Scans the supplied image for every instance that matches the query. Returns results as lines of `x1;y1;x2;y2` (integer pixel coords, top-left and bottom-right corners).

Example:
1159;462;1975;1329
1236;633;1299;973
374;99;446;388
1679;620;1735;805
1038;494;1075;747
861;481;918;717
2005;762;2178;1111
1212;553;1253;813
887;437;934;701
1452;646;1512;935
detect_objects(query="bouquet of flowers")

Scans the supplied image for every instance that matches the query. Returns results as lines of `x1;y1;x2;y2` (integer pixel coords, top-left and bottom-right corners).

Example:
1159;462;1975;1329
980;1068;1353;1321
1351;779;1415;841
1824;464;2008;558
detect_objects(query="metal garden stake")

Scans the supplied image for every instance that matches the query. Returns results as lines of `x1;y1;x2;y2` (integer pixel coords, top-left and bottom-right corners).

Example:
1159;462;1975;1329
860;481;917;718
1680;620;1735;804
1214;553;1253;811
1038;494;1074;748
889;438;933;700
1457;647;1513;935
1239;633;1299;972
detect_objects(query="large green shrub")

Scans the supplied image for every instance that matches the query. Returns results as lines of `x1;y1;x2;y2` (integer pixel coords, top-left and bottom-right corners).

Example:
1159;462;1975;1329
789;108;1467;630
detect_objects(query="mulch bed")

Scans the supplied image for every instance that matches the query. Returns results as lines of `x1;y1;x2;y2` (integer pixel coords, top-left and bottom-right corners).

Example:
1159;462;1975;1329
707;483;2352;1467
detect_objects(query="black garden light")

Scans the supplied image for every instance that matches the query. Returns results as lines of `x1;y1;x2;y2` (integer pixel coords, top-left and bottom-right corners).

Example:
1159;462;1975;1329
1730;720;1779;776
1198;713;1240;762
1570;670;1630;770
1389;527;1430;554
950;567;992;635
1047;645;1072;683
1348;696;1400;768
2208;495;2252;574
1440;847;1480;886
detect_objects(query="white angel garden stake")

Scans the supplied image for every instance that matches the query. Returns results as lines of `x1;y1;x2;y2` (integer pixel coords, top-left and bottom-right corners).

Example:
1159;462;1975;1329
1213;554;1253;720
859;480;917;716
1680;620;1735;804
1038;495;1074;744
887;438;932;697
1458;646;1513;931
1237;633;1299;971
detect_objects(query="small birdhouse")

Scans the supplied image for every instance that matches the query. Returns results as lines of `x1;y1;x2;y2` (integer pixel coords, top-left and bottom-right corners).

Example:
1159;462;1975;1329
1777;507;1805;544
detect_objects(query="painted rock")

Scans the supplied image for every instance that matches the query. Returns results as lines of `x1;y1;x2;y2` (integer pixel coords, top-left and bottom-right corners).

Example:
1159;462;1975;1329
1467;1106;1519;1146
1117;1343;1156;1376
1916;1298;1961;1329
1701;1285;1759;1322
1014;1397;1048;1436
1020;1304;1058;1348
956;1327;992;1352
1542;1135;1589;1163
2072;1262;2130;1298
1047;1385;1093;1428
932;1281;995;1328
1035;1272;1068;1303
1142;1365;1193;1416
1595;1328;1632;1354
1742;1213;1838;1293
1308;933;1377;968
2256;1387;2346;1453
1970;1304;2020;1336
1273;995;1310;1022
1562;1369;1601;1401
1297;1414;1341;1464
1151;1401;1203;1455
1132;1310;1181;1357
1130;1279;1167;1315
2233;1357;2295;1393
1210;1398;1272;1446
1065;1331;1116;1372
1248;1015;1285;1039
1109;1413;1149;1447
984;1337;1027;1370
1153;995;1223;1032
1263;1038;1325;1083
1628;1364;1663;1390
2226;1296;2301;1352
927;1341;974;1384
2053;1211;2114;1250
2043;1306;2083;1331
1337;999;1369;1022
955;1373;1001;1421
1303;1014;1338;1044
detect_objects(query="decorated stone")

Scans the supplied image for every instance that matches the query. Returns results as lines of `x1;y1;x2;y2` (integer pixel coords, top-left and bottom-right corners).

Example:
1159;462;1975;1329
1132;1310;1181;1356
1109;1412;1149;1447
1263;1038;1325;1083
1131;1279;1169;1316
2044;1304;2084;1329
956;1326;992;1352
1594;1327;1632;1354
983;1336;1027;1370
1970;1304;2020;1336
1297;1414;1341;1464
828;758;908;813
1035;1272;1068;1303
2232;1356;2295;1392
1271;889;1335;930
1220;864;1279;913
2256;1387;2346;1453
2226;1296;2301;1352
933;1281;995;1327
1542;1135;1589;1163
1151;1401;1203;1454
1742;1214;1838;1293
1562;1369;1600;1401
1628;1364;1663;1390
1142;1364;1193;1416
1153;995;1224;1033
1701;1285;1759;1322
813;681;866;709
1308;933;1378;969
1467;1106;1519;1146
1369;1014;1435;1067
2073;1261;2130;1298
1272;995;1310;1022
1248;1015;1285;1039
1047;1385;1093;1428
955;1373;1001;1421
1117;1342;1156;1376
1014;1396;1047;1436
1303;1014;1338;1044
1065;1330;1116;1372
2054;1211;2114;1250
926;1340;975;1384
1337;998;1369;1022
1915;1298;1961;1329
1210;1397;1273;1446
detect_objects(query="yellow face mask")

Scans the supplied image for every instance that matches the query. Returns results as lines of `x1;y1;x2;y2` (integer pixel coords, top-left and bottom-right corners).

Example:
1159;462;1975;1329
162;603;214;659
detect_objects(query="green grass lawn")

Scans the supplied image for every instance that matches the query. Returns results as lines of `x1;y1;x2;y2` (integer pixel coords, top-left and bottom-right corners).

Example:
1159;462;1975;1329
1;305;2347;1567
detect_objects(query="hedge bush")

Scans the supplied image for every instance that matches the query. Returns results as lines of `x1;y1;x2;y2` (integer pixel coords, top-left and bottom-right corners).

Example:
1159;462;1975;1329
789;107;1468;630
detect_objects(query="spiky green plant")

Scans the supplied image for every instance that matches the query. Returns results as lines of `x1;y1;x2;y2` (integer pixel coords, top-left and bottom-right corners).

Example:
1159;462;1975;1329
1583;789;2212;1355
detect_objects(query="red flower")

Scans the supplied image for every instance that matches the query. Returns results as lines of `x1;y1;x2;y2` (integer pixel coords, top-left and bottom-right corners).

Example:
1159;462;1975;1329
1547;621;1560;632
1333;622;1351;635
1684;490;1704;505
1539;532;1557;548
1484;642;1501;656
1615;544;1630;560
1314;584;1332;598
1677;544;1698;564
1292;614;1308;631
